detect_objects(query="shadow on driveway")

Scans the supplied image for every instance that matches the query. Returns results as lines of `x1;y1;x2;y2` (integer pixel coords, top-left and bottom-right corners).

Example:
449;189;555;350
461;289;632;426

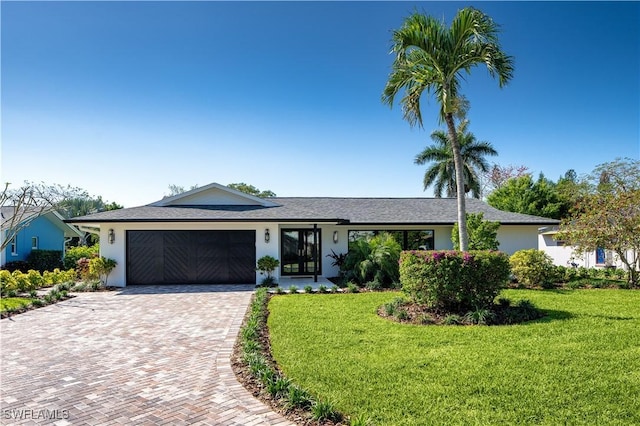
113;284;256;295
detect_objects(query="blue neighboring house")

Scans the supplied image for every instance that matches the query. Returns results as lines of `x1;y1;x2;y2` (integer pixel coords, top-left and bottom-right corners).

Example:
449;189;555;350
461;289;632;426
1;207;83;267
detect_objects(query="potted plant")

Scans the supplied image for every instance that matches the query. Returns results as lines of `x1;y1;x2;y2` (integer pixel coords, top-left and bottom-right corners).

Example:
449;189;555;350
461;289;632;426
256;255;279;287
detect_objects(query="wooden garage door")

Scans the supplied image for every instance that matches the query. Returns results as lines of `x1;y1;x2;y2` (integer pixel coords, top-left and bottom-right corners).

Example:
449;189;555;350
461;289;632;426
126;230;256;284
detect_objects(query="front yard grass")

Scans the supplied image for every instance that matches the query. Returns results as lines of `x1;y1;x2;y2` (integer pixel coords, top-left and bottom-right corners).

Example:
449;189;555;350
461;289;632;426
268;290;640;425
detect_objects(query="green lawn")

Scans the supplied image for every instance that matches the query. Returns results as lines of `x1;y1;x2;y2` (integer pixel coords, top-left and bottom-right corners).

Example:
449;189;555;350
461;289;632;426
268;290;640;425
0;297;34;313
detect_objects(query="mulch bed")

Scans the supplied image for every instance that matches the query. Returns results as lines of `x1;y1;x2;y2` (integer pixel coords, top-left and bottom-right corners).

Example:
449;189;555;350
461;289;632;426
231;293;346;426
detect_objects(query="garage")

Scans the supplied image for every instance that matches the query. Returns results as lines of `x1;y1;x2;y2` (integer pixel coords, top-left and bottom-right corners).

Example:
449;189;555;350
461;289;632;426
126;230;256;285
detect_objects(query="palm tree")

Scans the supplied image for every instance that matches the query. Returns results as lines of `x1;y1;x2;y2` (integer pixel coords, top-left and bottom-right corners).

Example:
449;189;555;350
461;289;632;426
382;8;514;250
416;119;497;199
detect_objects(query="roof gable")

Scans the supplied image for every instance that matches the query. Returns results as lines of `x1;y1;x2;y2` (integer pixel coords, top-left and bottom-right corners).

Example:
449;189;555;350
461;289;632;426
149;183;280;207
2;207;83;238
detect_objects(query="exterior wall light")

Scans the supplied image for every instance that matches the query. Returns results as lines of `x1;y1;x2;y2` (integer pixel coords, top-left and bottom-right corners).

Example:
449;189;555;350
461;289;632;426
265;228;270;243
108;229;115;244
333;230;339;244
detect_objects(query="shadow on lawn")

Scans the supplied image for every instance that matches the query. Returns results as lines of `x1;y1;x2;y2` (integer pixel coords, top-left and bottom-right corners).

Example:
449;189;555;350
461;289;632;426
535;309;575;322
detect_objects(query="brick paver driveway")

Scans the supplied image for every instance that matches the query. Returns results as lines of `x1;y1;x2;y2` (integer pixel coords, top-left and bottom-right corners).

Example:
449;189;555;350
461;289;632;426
0;285;294;425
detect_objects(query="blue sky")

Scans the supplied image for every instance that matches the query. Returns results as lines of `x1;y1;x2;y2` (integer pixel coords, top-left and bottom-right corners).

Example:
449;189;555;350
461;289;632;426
2;1;638;207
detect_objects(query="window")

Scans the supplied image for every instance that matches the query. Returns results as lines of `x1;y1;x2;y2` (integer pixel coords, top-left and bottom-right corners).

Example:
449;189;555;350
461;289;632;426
10;236;17;256
348;230;435;250
31;237;39;250
596;248;606;265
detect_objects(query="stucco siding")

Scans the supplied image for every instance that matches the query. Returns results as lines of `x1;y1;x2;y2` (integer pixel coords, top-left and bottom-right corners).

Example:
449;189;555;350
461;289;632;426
496;226;540;255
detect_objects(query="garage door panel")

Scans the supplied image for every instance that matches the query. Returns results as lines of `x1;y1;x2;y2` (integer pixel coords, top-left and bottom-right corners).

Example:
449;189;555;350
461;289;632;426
128;246;163;284
127;230;255;285
164;246;194;283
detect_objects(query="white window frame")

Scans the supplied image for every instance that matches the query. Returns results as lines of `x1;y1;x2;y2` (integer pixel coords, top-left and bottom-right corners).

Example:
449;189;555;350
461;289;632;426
10;236;18;256
31;236;39;250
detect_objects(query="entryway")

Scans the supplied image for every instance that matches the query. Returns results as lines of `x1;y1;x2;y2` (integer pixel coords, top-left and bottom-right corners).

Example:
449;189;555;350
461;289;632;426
280;229;321;276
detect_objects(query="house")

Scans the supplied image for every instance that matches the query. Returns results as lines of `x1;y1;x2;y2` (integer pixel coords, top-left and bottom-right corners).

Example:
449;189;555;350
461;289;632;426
68;183;559;287
539;227;629;269
1;207;84;267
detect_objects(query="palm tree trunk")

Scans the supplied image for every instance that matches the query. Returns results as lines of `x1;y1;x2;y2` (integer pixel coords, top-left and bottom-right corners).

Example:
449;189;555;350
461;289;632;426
445;113;469;251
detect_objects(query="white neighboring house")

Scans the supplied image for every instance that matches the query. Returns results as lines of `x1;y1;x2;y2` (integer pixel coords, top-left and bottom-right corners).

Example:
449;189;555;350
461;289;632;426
539;227;630;270
67;182;559;287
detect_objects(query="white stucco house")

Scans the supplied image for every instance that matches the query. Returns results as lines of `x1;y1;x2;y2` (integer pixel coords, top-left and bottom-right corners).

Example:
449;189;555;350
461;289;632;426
539;227;632;270
68;183;559;287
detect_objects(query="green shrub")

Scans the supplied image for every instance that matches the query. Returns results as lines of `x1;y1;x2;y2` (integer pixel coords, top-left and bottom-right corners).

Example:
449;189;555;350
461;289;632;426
12;270;32;292
304;285;313;293
26;270;44;289
0;270;17;295
311;400;341;422
451;212;500;250
400;250;510;312
64;245;99;270
256;255;280;287
463;308;494;325
2;260;31;273
88;257;117;286
510;249;556;288
286;385;312;410
288;285;298;294
443;314;462;325
26;250;63;272
317;285;327;293
342;233;401;288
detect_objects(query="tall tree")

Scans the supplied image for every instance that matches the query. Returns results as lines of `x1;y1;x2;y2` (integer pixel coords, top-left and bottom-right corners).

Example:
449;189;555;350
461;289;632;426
481;163;530;197
557;158;640;287
415;119;497;198
486;174;570;219
58;196;123;218
382;8;514;250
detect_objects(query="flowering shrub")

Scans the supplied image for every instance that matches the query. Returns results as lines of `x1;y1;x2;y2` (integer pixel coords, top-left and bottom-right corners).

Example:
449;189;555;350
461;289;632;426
400;250;511;312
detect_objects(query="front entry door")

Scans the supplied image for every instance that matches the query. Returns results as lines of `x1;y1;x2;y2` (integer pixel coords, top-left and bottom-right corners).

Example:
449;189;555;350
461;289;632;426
281;229;321;275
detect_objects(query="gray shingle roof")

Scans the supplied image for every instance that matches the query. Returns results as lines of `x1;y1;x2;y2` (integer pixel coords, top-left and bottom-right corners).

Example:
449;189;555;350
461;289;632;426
67;197;559;225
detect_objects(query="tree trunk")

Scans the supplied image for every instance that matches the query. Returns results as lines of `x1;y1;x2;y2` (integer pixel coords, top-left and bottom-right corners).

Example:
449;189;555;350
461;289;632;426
445;113;469;251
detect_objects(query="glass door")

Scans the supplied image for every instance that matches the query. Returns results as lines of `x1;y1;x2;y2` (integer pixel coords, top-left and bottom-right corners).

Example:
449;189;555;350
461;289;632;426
281;229;321;275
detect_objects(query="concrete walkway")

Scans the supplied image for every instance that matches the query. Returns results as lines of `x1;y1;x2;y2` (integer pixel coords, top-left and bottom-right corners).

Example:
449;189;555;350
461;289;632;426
0;285;294;425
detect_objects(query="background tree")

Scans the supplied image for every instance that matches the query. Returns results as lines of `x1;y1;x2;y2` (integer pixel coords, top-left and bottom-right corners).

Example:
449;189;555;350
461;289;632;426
0;182;85;251
486;173;571;219
227;183;276;198
58;196;123;218
165;183;276;198
451;212;500;250
165;184;199;198
415;119;497;198
480;163;530;198
557;158;640;286
382;7;514;250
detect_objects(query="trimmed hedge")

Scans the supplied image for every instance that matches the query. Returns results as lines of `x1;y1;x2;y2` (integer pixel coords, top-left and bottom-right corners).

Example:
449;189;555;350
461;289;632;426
27;250;64;272
400;250;511;312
